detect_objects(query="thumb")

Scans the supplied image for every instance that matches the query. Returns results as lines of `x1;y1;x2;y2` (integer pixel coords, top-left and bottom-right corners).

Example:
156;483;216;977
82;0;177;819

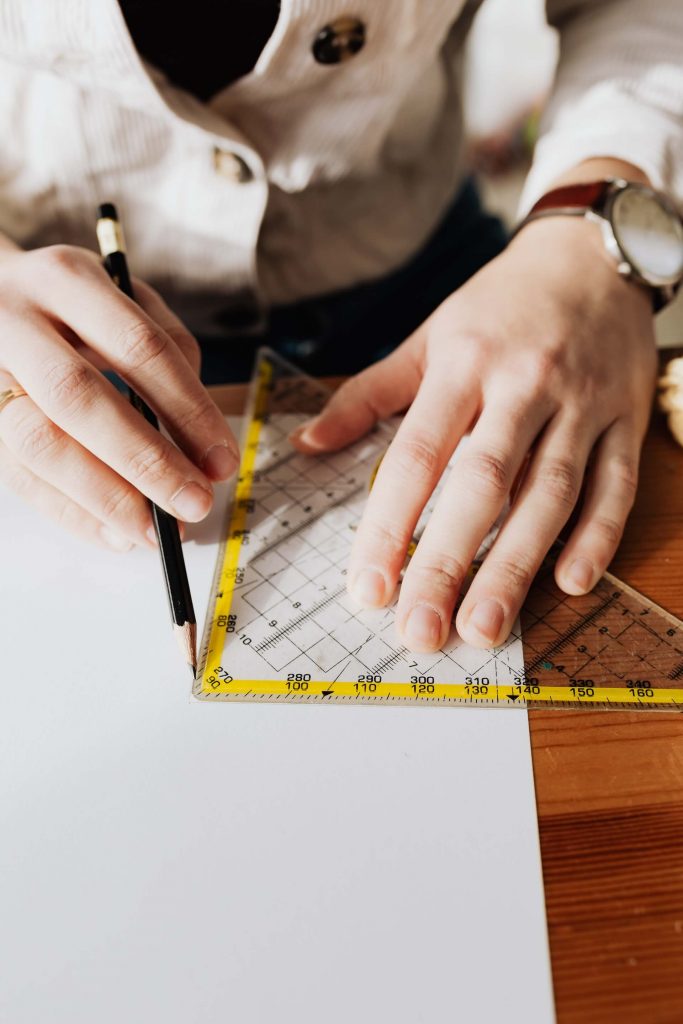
290;332;425;453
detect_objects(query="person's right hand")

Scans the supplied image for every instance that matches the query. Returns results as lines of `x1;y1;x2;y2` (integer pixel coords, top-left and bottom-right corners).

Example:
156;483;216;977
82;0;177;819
0;244;239;551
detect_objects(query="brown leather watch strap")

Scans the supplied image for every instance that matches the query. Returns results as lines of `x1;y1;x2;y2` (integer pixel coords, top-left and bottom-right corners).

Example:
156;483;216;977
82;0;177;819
528;180;613;216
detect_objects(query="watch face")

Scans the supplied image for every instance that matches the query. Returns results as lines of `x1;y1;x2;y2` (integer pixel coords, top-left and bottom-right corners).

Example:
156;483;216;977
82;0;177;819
611;185;683;285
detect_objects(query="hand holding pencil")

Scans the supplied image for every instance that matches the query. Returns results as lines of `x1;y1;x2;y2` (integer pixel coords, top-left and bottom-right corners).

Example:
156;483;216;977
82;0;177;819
0;204;240;669
96;203;208;673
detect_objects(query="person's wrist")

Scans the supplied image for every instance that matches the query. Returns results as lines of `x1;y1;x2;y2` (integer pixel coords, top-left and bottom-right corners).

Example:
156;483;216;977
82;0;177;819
507;214;654;315
510;209;605;252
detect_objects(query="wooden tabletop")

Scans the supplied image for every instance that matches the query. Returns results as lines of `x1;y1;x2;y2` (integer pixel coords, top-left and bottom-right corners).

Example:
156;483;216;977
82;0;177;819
531;407;683;1024
212;381;683;1024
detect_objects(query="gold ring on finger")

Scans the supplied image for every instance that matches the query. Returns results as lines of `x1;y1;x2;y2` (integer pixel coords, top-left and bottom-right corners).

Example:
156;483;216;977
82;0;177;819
0;387;28;415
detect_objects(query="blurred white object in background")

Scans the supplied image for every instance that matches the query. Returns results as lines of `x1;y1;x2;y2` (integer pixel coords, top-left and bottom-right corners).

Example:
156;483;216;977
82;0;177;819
464;0;557;140
463;0;557;227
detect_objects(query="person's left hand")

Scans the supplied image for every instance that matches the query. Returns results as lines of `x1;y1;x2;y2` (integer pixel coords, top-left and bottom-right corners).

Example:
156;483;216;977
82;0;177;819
290;217;657;652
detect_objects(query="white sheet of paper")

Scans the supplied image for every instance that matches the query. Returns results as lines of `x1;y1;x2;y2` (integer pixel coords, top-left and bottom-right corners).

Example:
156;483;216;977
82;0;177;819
0;419;555;1024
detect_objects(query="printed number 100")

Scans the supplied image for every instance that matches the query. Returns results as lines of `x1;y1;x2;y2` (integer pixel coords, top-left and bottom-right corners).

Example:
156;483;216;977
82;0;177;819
287;673;311;690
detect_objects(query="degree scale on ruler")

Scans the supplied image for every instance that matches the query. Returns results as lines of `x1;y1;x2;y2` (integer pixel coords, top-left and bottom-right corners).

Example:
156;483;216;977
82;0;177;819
196;349;683;710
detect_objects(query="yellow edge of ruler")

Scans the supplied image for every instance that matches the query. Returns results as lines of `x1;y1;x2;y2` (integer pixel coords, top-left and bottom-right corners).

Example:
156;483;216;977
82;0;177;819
200;355;273;684
201;678;683;706
198;352;683;709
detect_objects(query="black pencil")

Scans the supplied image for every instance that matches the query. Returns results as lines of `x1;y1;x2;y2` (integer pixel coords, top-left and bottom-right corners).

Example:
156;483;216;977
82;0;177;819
96;202;197;677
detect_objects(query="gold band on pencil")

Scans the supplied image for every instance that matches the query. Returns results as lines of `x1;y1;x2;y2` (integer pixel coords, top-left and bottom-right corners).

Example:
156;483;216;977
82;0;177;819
0;387;28;415
96;217;126;258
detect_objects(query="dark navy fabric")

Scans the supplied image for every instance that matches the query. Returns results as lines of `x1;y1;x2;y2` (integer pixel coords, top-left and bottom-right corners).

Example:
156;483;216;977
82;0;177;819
198;178;508;384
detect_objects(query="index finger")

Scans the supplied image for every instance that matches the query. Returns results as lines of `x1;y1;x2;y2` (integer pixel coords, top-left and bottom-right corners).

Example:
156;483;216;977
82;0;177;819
33;247;238;480
347;370;479;610
5;322;217;523
131;277;202;376
395;396;552;651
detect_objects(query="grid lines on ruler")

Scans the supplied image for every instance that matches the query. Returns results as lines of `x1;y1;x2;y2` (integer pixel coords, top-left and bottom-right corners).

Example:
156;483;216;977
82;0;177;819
202;384;523;693
197;350;683;707
520;564;683;688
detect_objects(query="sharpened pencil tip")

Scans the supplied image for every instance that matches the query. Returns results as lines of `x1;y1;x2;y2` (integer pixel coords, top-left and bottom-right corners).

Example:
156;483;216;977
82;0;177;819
174;621;197;678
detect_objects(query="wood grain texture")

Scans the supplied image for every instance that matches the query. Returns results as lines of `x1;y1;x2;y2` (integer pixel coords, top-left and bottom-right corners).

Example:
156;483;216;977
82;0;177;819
212;378;683;1022
530;408;683;1023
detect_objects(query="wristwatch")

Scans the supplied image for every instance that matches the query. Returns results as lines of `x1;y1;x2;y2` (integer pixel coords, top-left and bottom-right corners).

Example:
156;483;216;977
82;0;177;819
514;178;683;311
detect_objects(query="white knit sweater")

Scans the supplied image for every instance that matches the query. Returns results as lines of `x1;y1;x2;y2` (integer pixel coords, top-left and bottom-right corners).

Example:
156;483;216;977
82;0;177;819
0;0;681;332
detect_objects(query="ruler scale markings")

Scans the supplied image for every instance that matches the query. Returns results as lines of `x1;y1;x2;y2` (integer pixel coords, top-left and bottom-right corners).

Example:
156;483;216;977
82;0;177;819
254;586;346;651
196;349;683;709
199;356;274;677
525;594;617;675
371;647;407;676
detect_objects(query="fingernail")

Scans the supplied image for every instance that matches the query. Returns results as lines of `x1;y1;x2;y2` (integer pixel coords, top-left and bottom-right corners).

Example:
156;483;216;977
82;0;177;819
101;527;133;552
145;524;158;546
350;568;386;607
467;599;504;645
289;420;323;451
404;604;442;651
203;442;239;480
171;482;212;522
566;557;594;593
